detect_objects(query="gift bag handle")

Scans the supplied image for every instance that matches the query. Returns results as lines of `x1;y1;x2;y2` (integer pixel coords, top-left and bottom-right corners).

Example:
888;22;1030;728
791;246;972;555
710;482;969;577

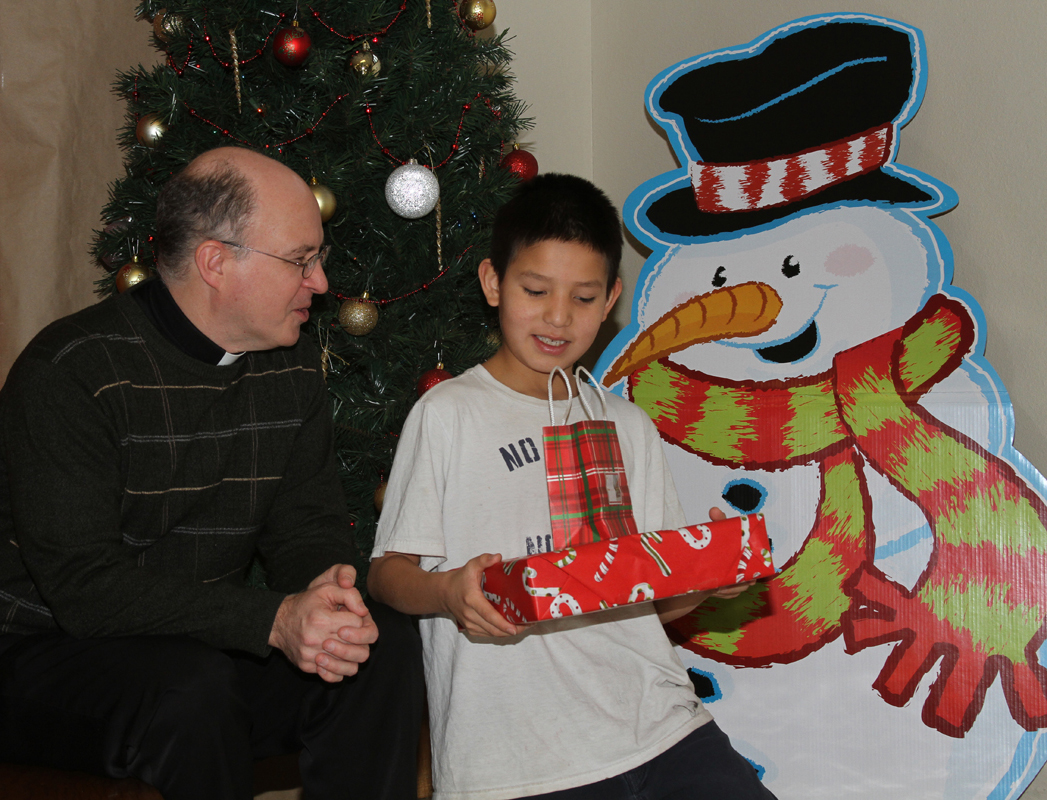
574;366;609;419
547;366;608;426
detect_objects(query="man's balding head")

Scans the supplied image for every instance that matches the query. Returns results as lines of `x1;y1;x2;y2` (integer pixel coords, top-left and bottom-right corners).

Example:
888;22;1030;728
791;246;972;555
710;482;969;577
154;147;327;353
154;147;304;282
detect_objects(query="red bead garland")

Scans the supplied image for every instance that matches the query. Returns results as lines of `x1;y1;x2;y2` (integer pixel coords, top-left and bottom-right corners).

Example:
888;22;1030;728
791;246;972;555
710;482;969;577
166;36;195;75
365;94;502;169
308;2;407;41
333;266;451;306
201;14;285;67
178;91;504;154
181;93;351;148
329;245;475;308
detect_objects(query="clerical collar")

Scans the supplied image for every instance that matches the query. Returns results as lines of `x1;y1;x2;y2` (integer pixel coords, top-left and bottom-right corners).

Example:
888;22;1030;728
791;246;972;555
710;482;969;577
132;279;245;366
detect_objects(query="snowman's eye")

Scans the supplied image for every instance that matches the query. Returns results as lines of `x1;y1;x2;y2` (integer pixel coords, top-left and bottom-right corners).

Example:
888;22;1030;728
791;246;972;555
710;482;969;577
712;266;727;287
782;255;800;278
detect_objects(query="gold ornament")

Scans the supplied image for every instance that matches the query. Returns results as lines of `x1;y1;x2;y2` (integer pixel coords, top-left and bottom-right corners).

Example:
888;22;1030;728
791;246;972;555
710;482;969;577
136;113;167;148
338;293;379;335
458;0;496;31
310;177;337;222
374;480;387;513
153;9;184;42
349;41;381;77
115;257;150;293
485;328;502;350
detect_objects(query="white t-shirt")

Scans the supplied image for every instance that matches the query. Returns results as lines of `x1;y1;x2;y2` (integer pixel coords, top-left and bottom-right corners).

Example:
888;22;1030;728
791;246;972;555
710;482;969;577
373;365;712;800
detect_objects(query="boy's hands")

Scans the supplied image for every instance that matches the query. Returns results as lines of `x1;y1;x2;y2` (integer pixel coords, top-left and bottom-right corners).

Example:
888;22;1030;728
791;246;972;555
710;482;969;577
441;553;520;637
702;505;757;600
655;507;757;623
373;508;762;634
706;582;756;600
368;551;521;638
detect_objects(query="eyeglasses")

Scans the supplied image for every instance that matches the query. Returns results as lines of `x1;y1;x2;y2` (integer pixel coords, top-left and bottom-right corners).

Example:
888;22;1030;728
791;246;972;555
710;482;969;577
219;240;330;279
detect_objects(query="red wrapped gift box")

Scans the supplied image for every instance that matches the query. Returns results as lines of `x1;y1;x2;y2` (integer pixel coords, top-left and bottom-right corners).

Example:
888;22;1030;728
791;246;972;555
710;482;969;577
482;514;774;624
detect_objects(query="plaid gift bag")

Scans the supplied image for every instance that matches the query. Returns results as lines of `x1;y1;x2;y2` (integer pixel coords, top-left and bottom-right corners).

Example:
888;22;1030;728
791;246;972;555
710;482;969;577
544;367;639;550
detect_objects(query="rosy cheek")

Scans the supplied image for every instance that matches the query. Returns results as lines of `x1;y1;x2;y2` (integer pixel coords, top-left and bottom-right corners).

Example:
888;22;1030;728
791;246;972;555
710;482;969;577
824;244;875;277
672;290;697;308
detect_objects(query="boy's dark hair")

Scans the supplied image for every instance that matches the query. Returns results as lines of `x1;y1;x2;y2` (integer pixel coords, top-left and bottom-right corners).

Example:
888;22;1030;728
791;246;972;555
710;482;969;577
488;173;623;292
154;156;256;281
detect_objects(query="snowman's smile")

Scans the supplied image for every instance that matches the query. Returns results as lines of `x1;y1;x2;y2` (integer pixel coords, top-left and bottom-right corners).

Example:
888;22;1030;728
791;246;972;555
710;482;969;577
748;283;834;364
756;320;818;363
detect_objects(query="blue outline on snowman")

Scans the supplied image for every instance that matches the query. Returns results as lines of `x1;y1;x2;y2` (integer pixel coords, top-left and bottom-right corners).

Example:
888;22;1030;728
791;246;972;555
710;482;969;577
595;14;1047;798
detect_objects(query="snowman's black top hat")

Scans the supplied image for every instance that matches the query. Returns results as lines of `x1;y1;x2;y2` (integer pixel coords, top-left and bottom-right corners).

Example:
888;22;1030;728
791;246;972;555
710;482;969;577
645;19;935;238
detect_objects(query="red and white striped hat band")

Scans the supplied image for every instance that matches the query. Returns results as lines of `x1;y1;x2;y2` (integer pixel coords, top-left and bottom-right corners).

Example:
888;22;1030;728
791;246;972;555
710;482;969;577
688;123;893;214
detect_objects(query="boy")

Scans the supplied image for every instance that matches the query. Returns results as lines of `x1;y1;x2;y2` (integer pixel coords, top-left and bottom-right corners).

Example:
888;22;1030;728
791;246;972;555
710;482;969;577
369;174;774;799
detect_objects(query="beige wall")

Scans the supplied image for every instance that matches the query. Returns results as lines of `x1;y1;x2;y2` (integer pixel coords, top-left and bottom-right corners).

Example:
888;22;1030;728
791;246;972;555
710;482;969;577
0;0;160;380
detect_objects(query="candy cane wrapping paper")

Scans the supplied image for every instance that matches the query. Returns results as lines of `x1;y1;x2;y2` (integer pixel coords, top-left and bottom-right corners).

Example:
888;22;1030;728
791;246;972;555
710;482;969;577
481;514;775;624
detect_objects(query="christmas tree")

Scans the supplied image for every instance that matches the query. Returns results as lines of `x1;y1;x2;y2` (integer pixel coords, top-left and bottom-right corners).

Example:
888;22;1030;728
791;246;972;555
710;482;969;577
92;0;532;578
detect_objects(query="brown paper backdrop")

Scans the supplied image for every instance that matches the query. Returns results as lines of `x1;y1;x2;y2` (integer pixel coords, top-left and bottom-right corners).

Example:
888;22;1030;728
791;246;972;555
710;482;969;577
0;0;160;383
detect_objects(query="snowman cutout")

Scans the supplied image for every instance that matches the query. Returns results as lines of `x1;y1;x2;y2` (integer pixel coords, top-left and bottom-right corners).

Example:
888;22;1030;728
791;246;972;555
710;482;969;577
596;14;1047;799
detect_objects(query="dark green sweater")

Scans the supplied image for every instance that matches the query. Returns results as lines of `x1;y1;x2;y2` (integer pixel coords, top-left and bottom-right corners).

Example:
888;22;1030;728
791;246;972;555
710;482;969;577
0;288;353;655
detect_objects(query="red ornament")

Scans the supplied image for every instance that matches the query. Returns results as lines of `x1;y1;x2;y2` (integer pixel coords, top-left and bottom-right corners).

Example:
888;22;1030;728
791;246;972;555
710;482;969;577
273;22;311;67
417;364;453;396
500;146;539;181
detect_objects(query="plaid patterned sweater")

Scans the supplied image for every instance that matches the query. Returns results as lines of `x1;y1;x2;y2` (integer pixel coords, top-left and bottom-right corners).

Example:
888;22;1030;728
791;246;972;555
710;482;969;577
0;288;353;655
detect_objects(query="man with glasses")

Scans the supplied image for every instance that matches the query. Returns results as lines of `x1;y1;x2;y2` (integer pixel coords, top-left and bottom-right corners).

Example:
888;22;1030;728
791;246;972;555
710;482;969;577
0;148;423;800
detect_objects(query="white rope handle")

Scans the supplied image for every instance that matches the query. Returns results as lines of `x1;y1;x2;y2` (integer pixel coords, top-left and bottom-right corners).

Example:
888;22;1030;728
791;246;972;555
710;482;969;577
548;365;609;426
547;367;573;426
574;366;607;419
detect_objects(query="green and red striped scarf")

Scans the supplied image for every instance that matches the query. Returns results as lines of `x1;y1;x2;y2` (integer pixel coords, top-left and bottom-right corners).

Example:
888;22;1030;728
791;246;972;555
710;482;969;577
630;294;1047;735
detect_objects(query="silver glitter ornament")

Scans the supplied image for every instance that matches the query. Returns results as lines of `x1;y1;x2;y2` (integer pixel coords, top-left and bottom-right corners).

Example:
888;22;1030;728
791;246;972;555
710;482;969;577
384;160;440;219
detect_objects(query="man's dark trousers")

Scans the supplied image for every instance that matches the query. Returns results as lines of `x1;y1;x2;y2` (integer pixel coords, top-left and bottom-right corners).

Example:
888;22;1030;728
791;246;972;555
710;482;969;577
0;602;423;800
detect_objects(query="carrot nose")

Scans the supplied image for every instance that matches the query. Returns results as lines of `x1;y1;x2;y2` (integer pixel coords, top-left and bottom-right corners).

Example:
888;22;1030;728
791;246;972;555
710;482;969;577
603;282;782;385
